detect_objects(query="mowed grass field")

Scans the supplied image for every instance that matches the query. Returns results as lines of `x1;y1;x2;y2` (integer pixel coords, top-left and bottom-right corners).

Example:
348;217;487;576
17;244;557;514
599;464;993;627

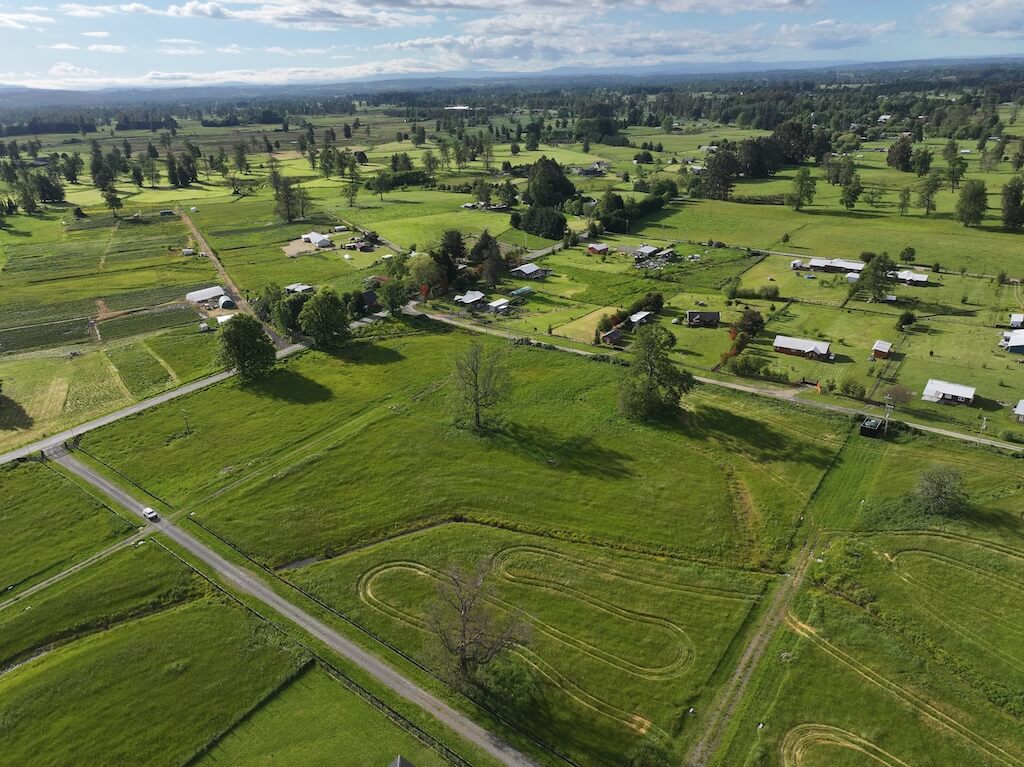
291;523;769;766
194;666;451;767
0;324;220;454
0;539;310;767
78;331;847;570
711;429;1024;767
0;460;133;594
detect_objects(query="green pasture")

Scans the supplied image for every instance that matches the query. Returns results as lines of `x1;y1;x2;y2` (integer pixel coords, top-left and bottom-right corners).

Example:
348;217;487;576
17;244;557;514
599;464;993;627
291;523;768;766
79;332;846;569
0;460;132;594
195;666;451;767
0;541;204;670
0;598;309;767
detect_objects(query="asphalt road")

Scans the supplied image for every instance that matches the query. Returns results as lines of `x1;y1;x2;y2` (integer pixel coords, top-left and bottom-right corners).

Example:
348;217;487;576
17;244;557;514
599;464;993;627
51;449;540;767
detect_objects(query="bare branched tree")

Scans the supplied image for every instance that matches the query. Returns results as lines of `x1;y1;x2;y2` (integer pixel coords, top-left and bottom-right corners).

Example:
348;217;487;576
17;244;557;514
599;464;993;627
452;342;508;429
426;561;527;680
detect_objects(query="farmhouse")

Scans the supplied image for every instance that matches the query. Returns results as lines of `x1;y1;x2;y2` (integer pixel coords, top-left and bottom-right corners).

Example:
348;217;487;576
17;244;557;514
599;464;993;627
1014;400;1024;422
921;379;975;405
488;298;511;314
806;257;866;273
872;340;893;359
629;310;654;329
284;283;315;294
686;310;720;327
1002;329;1024;353
773;335;831;360
454;291;487;309
510;263;551;279
891;269;929;286
1010;313;1024;329
587;243;609;255
186;286;225;303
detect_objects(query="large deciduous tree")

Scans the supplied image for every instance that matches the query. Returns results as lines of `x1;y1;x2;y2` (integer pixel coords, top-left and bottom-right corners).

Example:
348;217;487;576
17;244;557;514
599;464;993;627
955;179;987;227
1001;176;1024;230
619;325;695;420
218;314;276;380
452;341;508;429
298;287;350;349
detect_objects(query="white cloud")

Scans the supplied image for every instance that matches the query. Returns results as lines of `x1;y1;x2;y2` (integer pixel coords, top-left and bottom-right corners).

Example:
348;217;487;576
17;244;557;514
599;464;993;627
158;36;199;43
48;61;97;76
38;41;79;49
23;5;50;10
88;43;128;52
263;46;329;56
158;45;204;54
928;0;1024;38
82;30;110;36
778;18;896;49
216;42;244;53
0;11;54;27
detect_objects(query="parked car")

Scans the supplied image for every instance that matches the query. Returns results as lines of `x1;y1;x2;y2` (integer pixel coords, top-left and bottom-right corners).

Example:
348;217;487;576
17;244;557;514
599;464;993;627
142;507;159;522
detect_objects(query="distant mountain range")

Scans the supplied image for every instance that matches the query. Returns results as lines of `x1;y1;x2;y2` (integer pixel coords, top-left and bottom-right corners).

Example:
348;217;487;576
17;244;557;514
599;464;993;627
1;54;1022;108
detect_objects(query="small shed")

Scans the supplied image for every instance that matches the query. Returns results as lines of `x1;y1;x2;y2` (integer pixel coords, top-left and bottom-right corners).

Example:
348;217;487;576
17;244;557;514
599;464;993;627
872;340;893;359
601;328;623;345
284;283;315;294
860;417;884;438
1014;400;1024;423
333;225;348;233
488;298;511;314
1010;313;1024;329
218;295;236;310
587;243;609;255
159;209;175;217
790;259;803;270
216;314;236;326
182;247;196;256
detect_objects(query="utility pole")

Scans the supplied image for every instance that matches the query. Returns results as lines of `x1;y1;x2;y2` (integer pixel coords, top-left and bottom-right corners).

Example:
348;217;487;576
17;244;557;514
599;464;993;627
182;409;191;436
883;393;894;434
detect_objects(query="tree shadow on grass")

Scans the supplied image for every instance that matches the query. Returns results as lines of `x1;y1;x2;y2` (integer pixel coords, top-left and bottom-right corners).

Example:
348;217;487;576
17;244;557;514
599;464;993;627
332;342;406;365
244;369;333;403
674;403;836;471
0;395;33;430
484;420;635;479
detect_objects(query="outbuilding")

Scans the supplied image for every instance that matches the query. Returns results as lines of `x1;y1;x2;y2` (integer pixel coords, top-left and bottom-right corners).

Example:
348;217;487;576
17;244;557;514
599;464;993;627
634;245;659;261
872;340;893;359
773;335;831;360
601;328;623;345
454;290;487;309
686;310;720;327
302;231;332;249
510;263;551;279
892;269;929;286
587;243;609;255
629;310;653;329
488;298;511;314
284;283;315;294
182;247;196;256
217;295;236;310
921;379;975;405
186;286;225;303
1003;329;1024;354
807;257;866;273
1014;400;1024;423
1010;313;1024;329
216;314;237;326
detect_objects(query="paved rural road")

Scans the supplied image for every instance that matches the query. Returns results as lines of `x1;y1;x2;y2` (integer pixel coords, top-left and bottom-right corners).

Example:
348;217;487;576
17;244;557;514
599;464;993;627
50;449;540;767
0;343;305;467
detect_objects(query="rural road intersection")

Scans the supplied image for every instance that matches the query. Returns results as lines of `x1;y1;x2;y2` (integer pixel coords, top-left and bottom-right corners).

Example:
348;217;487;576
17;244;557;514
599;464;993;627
48;447;540;767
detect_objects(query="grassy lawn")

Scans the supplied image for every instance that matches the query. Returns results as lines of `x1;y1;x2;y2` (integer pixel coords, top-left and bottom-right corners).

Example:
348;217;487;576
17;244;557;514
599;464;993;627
195;666;451;767
79;332;846;570
0;597;309;767
290;523;769;766
0;541;204;670
0;461;133;594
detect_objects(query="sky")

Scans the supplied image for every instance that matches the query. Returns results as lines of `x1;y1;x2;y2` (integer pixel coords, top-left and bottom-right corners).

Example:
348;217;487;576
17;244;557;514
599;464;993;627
0;0;1021;89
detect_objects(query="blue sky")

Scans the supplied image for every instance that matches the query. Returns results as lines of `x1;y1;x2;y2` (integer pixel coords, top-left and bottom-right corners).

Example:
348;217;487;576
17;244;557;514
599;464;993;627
0;0;1021;89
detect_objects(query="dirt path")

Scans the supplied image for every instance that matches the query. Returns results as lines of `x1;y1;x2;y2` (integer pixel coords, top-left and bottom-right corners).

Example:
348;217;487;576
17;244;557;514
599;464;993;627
97;220;120;272
179;210;291;349
685;534;819;767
